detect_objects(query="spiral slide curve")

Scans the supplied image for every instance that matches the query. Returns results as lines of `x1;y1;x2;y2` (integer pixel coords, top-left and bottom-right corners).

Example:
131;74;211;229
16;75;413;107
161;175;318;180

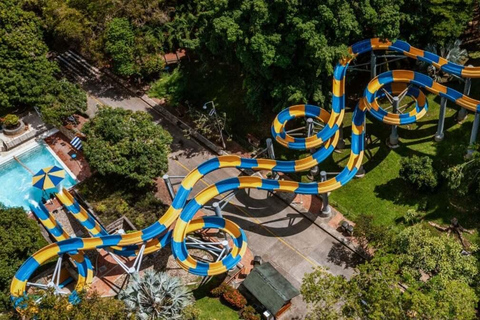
10;38;480;304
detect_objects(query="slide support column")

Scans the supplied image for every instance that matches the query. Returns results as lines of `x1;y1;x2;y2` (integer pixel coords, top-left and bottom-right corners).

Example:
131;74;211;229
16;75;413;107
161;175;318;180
213;202;230;251
435;97;447;142
320;171;332;216
370;52;377;79
306;118;319;180
388;97;400;148
467;112;480;158
457;65;472;122
163;174;176;200
336;124;346;151
266;138;279;180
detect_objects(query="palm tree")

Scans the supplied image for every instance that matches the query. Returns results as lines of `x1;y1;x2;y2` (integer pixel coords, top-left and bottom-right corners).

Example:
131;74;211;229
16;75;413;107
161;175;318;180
118;270;193;320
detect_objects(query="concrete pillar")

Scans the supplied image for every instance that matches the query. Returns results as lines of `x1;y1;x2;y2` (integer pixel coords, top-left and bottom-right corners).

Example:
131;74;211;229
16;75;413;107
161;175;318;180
320;171;331;216
266;138;275;159
370;52;377;79
162;174;175;200
435;97;447;142
336;124;346;151
213;202;230;250
306;118;319;180
457;65;472;122
466;112;480;158
306;118;314;137
388;96;399;148
266;138;278;179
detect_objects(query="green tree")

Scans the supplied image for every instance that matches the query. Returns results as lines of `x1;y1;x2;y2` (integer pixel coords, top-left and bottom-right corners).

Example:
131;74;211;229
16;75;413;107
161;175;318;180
19;289;131;320
105;18;136;77
400;155;439;191
443;148;480;195
0;206;47;312
302;225;478;319
40;79;87;126
118;270;193;320
83;106;172;188
0;0;58;113
399;0;475;46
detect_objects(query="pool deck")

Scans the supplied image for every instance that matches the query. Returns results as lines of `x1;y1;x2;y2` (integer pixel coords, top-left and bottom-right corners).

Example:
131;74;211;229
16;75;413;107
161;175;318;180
44;132;91;182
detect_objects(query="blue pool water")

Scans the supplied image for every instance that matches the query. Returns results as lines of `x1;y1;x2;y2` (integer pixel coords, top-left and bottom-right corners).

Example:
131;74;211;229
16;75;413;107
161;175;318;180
0;143;77;210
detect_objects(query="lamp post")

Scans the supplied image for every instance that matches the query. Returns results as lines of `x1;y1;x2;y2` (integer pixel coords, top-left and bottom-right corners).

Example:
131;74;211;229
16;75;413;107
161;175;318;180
203;101;226;149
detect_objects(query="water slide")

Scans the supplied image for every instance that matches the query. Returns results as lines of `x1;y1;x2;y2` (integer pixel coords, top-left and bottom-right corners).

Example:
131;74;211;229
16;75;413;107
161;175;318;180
24;203;92;304
55;188;108;237
55;188;157;257
11;38;480;304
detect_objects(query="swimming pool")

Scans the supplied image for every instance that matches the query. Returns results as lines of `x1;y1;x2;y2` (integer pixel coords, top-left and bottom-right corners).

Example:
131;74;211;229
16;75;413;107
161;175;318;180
0;143;77;210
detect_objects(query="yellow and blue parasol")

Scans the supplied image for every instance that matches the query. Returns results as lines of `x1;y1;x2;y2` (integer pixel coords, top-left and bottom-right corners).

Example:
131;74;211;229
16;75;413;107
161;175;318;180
32;166;65;191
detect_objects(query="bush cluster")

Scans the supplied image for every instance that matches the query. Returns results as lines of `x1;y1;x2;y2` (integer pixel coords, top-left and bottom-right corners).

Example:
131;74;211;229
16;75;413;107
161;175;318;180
223;288;247;309
240;305;261;320
2;114;19;128
210;283;247;309
210;282;231;297
400;155;438;191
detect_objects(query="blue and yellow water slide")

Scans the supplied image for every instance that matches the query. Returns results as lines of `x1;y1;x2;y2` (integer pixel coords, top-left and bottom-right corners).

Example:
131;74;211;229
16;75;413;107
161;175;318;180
11;38;480;304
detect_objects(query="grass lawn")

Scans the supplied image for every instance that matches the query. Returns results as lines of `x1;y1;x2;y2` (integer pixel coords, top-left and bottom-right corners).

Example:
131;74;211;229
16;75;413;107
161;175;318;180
190;277;239;320
313;84;480;238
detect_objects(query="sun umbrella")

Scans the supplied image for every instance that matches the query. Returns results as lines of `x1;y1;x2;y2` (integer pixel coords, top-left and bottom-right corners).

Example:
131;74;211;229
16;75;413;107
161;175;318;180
32;166;65;191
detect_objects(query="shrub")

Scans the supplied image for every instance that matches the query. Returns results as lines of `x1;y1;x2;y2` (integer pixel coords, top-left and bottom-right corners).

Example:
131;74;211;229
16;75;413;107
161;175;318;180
223;288;247;309
2;114;19;128
240;306;261;320
404;209;422;225
182;304;200;320
211;282;232;297
400;155;438;191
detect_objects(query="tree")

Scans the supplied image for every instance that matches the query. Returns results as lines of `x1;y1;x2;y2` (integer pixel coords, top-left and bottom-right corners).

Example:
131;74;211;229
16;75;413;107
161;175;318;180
301;225;478;319
0;0;58;113
443;148;480;195
400;155;439;191
19;289;131;320
30;0;170;77
118;270;193;320
40;79;87;126
105;18;136;77
399;0;475;46
0;206;47;312
83;106;172;188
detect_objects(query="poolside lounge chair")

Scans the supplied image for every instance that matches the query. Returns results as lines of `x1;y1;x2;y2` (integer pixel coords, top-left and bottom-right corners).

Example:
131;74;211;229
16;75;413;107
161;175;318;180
70;136;82;150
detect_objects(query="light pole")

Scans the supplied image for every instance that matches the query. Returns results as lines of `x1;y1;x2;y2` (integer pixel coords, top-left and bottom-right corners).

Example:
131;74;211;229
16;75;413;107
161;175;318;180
203;101;226;149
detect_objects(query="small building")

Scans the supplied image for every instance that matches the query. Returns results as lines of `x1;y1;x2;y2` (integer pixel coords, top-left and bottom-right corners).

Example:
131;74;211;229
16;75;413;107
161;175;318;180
242;262;300;319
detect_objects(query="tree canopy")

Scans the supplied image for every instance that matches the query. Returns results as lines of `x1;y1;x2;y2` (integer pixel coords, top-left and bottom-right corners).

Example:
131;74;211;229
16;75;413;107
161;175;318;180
0;0;58;112
22;0;475;114
301;225;478;319
0;206;47;312
82;106;172;188
18;290;131;320
0;0;87;123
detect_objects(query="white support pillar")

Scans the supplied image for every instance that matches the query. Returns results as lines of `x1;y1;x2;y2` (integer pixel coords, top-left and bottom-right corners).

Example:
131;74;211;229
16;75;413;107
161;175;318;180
457;65;472;122
466;112;480;158
388;96;400;148
162;174;176;200
435;97;447;142
320;171;331;217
